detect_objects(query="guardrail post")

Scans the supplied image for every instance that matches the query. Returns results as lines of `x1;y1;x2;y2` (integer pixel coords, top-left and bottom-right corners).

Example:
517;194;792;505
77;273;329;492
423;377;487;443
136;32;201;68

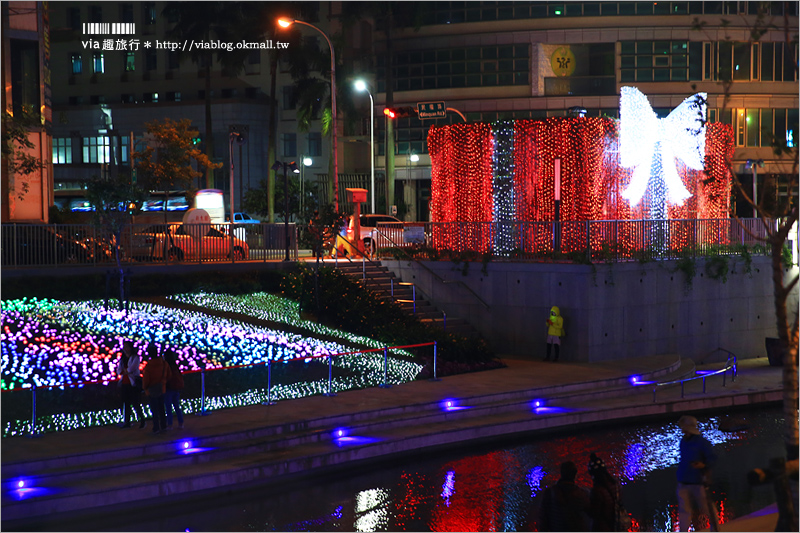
412;285;416;313
430;341;441;381
324;355;336;396
28;385;39;438
680;381;685;399
263;359;275;406
652;386;657;403
198;367;210;416
391;278;394;297
702;376;706;394
380;347;391;388
442;311;446;332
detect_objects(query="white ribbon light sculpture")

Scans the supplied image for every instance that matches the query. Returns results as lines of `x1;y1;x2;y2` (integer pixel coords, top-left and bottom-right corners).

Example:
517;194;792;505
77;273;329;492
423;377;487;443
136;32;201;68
619;86;707;207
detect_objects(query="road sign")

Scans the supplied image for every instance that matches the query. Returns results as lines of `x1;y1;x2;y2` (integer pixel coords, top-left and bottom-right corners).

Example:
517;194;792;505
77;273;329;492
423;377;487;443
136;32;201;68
417;101;446;119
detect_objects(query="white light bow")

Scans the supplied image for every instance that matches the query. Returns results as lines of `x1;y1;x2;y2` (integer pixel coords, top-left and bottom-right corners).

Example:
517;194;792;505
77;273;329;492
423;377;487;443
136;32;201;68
619;87;707;206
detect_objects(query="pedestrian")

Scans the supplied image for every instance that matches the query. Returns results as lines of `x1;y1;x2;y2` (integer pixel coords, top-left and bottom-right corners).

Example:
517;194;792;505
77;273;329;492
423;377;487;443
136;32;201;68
540;460;591;531
676;415;719;532
142;344;171;434
163;349;184;430
588;452;623;531
117;340;145;429
543;306;565;362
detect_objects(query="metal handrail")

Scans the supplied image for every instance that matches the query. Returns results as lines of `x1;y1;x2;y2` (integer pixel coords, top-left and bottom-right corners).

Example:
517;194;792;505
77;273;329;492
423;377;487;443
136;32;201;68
649;348;737;402
4;340;440;437
375;223;491;309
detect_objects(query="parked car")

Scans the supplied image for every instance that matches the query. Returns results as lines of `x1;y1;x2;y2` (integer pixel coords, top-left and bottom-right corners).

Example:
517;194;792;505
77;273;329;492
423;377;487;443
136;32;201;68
346;214;404;252
1;225;96;266
132;223;249;261
226;212;261;224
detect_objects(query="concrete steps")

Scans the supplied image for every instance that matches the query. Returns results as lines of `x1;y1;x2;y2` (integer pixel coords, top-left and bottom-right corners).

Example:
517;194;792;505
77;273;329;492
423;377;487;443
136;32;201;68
336;261;481;337
1;357;688;523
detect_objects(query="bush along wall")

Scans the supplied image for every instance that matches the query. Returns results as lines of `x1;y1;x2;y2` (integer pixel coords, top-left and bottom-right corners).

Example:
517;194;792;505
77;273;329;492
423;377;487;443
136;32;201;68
281;264;500;376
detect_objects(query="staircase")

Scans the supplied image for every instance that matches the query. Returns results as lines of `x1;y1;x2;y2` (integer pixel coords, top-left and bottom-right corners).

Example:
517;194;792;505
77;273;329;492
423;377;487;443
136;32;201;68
335;260;480;337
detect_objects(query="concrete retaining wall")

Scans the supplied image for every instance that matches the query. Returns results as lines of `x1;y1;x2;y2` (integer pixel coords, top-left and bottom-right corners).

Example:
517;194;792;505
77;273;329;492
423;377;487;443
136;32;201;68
382;256;797;362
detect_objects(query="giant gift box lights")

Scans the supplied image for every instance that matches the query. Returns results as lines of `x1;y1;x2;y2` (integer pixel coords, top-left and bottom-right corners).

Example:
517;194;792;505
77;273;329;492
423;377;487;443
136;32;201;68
427;87;734;254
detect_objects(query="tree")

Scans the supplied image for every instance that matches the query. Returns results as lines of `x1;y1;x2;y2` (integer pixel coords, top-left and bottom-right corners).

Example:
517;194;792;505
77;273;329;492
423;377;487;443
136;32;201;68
84;174;147;309
693;7;798;529
133;118;220;223
243;173;321;224
2;107;44;200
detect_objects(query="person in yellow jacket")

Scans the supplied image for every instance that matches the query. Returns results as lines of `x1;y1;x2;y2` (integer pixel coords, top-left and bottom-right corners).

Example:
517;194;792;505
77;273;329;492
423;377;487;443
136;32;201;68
544;306;565;362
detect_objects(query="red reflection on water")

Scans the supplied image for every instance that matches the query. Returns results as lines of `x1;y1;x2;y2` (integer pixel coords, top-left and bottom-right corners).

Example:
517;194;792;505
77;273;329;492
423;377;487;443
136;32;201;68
428;450;520;532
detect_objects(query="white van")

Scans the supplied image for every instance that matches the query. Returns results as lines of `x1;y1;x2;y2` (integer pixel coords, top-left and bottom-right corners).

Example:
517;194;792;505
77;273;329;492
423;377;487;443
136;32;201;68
194;189;225;224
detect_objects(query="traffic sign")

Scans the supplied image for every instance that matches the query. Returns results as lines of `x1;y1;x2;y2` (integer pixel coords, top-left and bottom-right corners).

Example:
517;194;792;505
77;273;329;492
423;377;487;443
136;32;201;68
417;101;446;119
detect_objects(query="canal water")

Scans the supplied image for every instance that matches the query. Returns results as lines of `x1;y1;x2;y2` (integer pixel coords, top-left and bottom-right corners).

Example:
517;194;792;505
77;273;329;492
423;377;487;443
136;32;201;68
75;407;784;532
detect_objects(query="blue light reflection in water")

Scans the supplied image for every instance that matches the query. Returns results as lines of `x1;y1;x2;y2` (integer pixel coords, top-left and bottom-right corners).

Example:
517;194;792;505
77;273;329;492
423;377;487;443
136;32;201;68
63;407;784;532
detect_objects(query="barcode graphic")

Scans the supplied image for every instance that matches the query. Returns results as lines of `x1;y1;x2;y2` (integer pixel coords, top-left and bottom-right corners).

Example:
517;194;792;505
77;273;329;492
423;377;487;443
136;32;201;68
82;23;136;35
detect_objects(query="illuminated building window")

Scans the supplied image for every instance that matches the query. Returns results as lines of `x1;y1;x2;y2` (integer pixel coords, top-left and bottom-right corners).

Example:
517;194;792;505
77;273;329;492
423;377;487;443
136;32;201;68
379;44;529;93
620;40;689;82
53;138;72;164
82;136;110;164
124;52;135;72
143;2;156;25
70;53;82;74
92;53;104;74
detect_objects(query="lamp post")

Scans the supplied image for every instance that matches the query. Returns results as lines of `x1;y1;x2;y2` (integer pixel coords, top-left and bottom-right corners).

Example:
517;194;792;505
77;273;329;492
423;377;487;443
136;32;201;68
300;156;312;217
278;18;338;211
745;159;765;218
229;131;246;257
272;160;300;261
354;79;375;214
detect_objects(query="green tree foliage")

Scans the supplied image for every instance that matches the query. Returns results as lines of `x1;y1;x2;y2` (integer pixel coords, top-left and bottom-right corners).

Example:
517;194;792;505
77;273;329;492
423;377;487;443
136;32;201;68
133;118;220;220
281;264;497;375
2;108;43;200
84;174;147;306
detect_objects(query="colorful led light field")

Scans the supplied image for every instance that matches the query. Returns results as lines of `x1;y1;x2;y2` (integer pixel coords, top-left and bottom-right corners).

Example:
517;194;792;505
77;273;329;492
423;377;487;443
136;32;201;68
1;297;422;437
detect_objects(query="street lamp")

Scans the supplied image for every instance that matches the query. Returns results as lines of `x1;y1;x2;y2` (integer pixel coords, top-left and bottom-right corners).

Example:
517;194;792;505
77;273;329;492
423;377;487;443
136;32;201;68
278;18;338;211
272;160;300;261
229;131;246;258
354;79;375;214
745;159;765;218
300;156;312;216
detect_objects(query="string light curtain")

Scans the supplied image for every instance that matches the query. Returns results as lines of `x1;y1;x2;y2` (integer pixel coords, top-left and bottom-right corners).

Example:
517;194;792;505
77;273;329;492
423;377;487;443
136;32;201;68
428;122;495;251
429;118;734;255
514;117;621;253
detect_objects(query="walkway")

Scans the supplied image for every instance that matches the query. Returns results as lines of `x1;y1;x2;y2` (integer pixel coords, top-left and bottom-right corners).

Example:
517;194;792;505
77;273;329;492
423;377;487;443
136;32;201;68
1;354;785;530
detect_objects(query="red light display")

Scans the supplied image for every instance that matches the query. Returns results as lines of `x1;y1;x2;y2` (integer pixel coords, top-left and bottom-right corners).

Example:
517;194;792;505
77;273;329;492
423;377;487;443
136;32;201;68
427;118;734;254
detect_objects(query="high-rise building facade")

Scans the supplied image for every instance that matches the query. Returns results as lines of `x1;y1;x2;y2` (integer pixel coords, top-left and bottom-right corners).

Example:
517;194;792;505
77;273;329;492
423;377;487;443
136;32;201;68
372;1;798;221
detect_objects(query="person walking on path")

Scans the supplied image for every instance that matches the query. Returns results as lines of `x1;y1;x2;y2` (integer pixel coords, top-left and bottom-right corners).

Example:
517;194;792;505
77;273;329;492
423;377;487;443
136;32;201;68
142;345;171;434
540;460;591;531
588;452;624;531
676;415;720;532
543;306;565;362
163;349;184;430
117;340;145;429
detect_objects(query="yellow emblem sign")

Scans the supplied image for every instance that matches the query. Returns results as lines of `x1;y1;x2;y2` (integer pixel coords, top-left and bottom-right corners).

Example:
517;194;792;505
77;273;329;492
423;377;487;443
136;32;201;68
551;47;576;77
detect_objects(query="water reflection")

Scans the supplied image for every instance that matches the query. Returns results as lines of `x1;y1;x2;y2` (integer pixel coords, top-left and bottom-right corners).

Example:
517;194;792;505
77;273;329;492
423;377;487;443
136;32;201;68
71;409;784;532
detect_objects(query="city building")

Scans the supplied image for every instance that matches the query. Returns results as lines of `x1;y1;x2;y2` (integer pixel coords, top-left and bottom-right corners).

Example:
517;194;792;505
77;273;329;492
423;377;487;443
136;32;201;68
10;1;800;223
2;1;54;223
374;1;798;221
45;1;373;218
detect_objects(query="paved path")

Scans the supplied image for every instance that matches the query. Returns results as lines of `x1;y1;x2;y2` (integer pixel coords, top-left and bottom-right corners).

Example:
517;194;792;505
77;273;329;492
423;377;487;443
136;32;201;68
1;354;786;531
